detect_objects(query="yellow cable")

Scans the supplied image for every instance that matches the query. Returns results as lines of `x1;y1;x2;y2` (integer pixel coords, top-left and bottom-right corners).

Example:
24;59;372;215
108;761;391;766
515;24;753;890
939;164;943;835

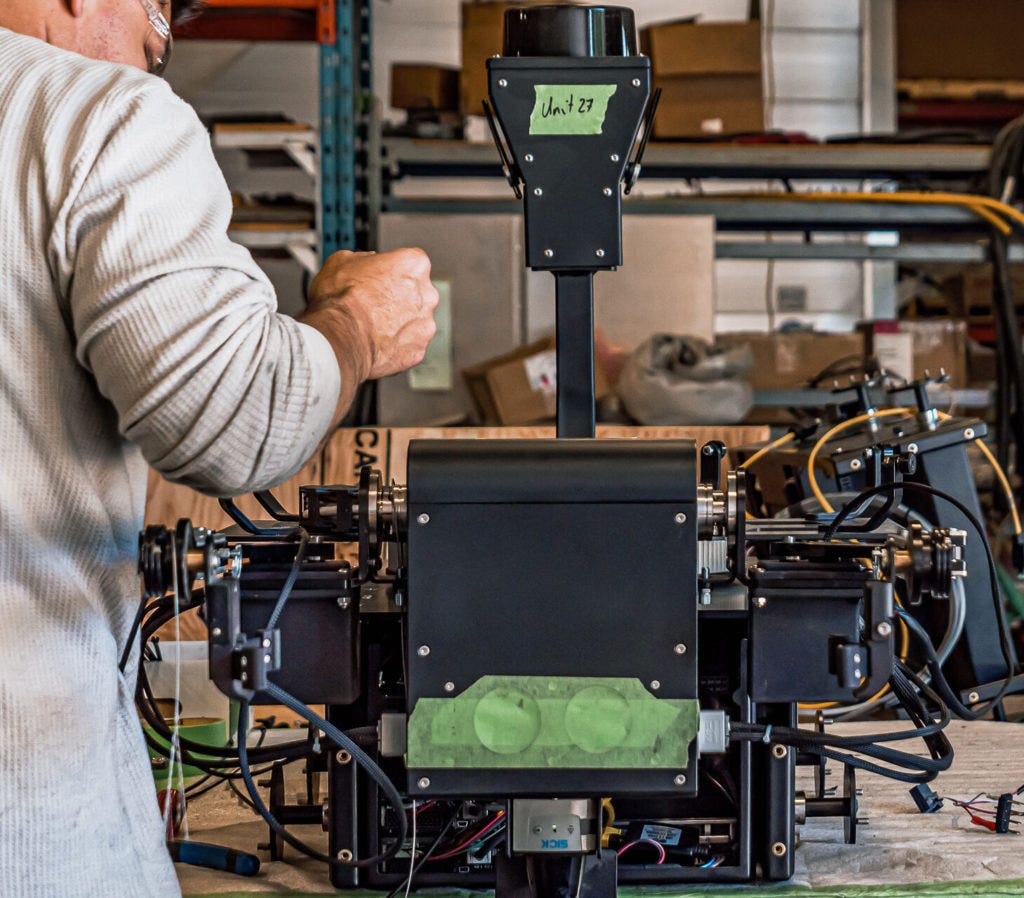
740;431;796;470
973;439;1022;535
703;191;1016;236
932;411;1022;536
807;408;915;514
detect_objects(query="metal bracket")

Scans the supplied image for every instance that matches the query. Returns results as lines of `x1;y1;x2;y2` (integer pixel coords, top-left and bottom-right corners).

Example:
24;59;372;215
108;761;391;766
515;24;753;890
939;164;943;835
624;87;661;195
483;99;523;199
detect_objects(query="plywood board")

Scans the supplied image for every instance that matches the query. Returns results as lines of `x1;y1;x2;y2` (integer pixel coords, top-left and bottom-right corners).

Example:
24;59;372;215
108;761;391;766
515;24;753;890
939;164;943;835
322;425;770;485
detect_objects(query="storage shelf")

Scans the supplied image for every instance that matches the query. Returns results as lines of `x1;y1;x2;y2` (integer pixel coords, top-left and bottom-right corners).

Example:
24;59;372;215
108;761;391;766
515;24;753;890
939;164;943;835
213;125;319;177
229;227;319;273
383;138;992;182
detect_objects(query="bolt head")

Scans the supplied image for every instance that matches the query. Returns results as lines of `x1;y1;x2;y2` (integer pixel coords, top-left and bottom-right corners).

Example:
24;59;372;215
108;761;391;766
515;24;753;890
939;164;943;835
772;842;787;857
876;620;893;637
968;691;980;703
674;643;687;655
675;512;687;524
498;78;508;88
595;249;606;258
602;187;613;197
417;513;430;525
754;596;768;609
524;153;535;163
907;443;919;454
211;627;222;638
417;644;431;657
610;154;620;163
650;680;661;690
418;777;431;789
964;428;976;440
544;249;554;258
336;749;352;764
850;458;863;471
534;187;543;196
674;774;687;786
444;681;455;693
632;78;642;87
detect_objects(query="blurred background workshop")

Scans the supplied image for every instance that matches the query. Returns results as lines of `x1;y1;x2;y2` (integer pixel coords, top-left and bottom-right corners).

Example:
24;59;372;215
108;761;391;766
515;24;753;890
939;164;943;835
132;2;1024;897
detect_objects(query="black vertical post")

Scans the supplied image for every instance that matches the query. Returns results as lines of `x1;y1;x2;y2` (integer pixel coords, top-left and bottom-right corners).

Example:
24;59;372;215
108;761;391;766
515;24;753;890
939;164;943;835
555;271;596;439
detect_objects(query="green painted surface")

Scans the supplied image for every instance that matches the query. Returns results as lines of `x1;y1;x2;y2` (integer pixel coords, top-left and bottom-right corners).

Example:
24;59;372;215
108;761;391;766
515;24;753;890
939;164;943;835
529;84;618;135
147;717;227;786
185;878;1024;898
406;676;698;770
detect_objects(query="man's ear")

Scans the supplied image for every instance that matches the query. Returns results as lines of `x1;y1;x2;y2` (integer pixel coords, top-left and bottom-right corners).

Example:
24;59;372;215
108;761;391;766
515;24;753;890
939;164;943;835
66;0;87;18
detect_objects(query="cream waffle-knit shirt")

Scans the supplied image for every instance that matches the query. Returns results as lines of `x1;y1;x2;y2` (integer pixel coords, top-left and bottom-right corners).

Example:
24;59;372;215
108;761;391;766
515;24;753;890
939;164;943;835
0;27;341;896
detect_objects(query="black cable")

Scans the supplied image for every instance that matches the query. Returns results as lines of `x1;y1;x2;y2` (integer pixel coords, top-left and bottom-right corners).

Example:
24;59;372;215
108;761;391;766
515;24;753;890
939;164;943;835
898;609;1010;720
261;682;407;867
119;594;149;672
236;706;334;864
266;528;310;630
136;657;309;766
823;479;1017;716
731;662;953;784
381;810;461;898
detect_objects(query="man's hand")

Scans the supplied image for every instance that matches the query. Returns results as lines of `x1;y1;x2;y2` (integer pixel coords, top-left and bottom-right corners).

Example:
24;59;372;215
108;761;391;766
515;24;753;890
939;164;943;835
299;248;439;429
304;248;439;381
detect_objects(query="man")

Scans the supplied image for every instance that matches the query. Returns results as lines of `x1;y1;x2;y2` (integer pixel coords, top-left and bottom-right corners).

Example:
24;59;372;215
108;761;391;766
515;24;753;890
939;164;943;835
0;0;438;895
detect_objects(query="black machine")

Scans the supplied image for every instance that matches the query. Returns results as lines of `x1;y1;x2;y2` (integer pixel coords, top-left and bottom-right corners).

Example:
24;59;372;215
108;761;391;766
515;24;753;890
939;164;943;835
135;7;1017;897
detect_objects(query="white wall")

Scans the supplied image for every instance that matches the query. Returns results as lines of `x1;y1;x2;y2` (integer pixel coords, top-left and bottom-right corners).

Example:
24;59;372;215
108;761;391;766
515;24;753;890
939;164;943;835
167;1;875;331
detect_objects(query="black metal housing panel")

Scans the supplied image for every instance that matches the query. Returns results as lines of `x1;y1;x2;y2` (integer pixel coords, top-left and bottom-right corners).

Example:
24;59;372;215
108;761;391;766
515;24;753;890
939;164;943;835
487;57;650;271
238;560;360;705
406;439;698;796
749;593;861;704
407;438;698;504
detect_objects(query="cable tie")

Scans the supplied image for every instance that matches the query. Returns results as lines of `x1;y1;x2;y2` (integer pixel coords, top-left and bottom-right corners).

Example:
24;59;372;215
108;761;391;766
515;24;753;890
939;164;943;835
762;725;773;744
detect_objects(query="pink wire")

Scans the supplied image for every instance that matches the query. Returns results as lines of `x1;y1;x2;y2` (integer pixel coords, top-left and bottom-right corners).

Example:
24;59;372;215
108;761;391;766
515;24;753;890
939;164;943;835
616;838;666;864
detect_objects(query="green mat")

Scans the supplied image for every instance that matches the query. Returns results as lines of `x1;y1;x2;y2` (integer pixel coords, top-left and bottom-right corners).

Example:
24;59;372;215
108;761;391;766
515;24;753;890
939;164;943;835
185;879;1024;898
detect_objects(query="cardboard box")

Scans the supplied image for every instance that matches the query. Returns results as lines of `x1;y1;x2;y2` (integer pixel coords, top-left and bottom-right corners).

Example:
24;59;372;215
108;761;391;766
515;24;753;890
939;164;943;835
715;331;865;391
897;0;1024;81
641;20;764;138
902;319;969;388
391;63;460;112
322;425;772;485
460;1;564;117
463;337;610;425
861;319;969;388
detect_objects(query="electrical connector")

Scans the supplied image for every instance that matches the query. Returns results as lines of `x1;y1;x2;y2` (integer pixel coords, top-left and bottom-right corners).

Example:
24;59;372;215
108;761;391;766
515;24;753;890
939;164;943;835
909;783;944;814
996;793;1014;834
790;417;822;443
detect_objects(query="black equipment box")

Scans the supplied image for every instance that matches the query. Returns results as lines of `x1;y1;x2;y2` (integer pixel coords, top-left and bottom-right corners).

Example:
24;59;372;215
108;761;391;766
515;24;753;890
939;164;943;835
405;439;699;797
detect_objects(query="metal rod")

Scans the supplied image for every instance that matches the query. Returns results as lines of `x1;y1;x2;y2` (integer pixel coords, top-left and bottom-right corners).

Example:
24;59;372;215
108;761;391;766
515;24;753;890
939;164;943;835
554;271;596;439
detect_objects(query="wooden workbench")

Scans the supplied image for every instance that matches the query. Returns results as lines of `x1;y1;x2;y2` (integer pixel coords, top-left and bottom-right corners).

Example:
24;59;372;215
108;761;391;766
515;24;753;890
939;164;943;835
178;720;1024;897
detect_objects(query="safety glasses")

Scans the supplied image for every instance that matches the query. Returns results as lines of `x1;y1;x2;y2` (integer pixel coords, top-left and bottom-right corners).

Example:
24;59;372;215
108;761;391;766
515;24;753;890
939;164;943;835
137;0;173;76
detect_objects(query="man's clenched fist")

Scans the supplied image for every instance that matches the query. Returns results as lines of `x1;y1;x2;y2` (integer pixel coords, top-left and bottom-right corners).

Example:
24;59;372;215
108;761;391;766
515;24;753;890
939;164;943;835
304;247;439;381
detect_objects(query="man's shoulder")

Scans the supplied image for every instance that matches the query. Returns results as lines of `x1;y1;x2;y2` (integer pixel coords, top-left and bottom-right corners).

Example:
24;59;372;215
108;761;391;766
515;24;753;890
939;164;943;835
0;27;189;138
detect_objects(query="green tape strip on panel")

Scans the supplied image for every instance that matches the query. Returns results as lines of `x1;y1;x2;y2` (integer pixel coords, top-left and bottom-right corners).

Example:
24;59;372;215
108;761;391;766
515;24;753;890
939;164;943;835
407;676;698;769
529;84;618;135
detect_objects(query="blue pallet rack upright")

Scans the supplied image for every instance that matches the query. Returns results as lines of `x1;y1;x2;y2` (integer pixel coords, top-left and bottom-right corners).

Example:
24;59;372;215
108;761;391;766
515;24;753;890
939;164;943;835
320;0;371;256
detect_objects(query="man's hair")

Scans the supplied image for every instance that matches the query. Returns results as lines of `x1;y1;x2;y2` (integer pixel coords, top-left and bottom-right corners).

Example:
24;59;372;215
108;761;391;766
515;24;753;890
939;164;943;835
172;0;205;26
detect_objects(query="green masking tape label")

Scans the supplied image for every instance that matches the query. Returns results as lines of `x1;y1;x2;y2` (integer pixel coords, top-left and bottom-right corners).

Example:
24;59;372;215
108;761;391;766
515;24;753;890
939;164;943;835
529;84;618;135
407;676;698;770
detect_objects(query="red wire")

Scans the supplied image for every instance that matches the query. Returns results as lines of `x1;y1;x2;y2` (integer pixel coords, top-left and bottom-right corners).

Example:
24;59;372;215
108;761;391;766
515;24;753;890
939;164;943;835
429;811;507;861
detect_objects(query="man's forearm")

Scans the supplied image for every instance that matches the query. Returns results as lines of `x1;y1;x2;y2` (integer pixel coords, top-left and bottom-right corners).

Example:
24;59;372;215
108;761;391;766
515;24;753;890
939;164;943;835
299;304;374;431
